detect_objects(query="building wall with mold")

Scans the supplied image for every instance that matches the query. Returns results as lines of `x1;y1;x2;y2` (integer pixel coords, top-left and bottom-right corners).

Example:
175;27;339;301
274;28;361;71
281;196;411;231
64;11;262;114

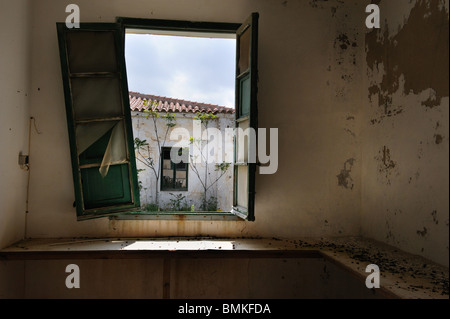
361;0;449;267
0;0;32;249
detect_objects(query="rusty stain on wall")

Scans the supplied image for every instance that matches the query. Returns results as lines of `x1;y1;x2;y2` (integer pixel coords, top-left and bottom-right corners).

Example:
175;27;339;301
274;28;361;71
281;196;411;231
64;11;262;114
408;169;421;184
417;227;428;237
344;114;357;138
309;0;360;99
431;210;439;225
375;146;398;185
434;134;444;145
337;158;356;190
385;208;403;246
335;33;357;51
369;105;403;125
366;0;449;109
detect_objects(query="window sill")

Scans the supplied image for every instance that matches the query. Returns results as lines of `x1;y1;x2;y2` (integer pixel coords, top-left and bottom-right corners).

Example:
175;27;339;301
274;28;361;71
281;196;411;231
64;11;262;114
3;237;447;299
109;211;243;221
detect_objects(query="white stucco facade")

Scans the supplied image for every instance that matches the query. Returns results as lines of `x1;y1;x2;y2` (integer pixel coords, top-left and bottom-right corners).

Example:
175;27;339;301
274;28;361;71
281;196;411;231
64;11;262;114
131;111;234;212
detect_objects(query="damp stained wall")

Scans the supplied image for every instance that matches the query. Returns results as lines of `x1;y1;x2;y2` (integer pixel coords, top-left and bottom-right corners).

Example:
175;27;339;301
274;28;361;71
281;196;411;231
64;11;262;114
0;0;31;249
362;0;449;267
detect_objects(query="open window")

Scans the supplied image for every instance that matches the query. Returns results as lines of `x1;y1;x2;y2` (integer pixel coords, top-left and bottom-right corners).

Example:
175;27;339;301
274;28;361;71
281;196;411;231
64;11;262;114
57;13;258;221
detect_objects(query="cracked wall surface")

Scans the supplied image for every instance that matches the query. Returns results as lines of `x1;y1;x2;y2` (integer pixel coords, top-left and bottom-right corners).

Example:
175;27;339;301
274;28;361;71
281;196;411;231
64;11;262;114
362;0;449;266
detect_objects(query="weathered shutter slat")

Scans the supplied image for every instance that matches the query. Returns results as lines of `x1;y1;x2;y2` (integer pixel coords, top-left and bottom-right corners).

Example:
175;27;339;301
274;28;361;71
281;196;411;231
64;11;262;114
57;23;140;220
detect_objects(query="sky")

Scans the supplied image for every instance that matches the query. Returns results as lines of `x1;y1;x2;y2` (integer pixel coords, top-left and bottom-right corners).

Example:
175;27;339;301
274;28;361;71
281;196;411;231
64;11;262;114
125;33;236;108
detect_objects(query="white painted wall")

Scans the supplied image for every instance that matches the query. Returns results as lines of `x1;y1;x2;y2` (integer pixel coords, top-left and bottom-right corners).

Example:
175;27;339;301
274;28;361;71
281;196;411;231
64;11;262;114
0;0;31;249
132;111;234;211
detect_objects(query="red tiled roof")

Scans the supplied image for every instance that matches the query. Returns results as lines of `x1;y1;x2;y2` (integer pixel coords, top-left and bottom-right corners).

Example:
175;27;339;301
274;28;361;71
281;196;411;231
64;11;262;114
129;92;235;114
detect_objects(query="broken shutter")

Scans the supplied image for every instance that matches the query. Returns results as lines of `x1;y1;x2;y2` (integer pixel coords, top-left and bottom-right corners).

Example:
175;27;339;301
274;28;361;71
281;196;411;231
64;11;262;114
57;23;140;220
232;13;259;221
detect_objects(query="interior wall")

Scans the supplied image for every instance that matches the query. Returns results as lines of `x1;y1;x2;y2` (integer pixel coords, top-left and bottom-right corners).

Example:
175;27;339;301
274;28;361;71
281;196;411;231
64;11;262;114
1;0;447;268
0;0;31;249
26;0;366;239
361;0;449;266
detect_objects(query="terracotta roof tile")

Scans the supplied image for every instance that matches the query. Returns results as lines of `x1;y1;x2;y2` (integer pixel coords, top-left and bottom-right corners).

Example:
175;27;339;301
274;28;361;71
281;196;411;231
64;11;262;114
129;91;235;114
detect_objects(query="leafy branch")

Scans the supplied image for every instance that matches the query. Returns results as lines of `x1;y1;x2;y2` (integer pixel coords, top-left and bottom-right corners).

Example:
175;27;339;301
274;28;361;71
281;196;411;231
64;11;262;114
189;112;230;210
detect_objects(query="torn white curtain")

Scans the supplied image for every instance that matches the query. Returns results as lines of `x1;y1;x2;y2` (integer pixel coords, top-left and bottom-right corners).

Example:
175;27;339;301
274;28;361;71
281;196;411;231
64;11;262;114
75;120;127;177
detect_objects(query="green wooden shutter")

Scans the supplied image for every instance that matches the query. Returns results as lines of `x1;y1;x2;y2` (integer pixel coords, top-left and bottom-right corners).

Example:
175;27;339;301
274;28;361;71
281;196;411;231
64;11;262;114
57;23;140;220
232;13;259;221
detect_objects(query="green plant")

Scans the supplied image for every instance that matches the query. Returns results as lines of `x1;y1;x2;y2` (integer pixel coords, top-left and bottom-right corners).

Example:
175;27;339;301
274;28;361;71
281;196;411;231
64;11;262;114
143;202;159;212
189;112;231;211
193;112;216;124
169;193;187;211
203;196;218;212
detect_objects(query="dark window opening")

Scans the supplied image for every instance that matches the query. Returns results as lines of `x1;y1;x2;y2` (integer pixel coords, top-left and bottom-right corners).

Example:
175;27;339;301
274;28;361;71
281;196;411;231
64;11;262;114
161;147;188;191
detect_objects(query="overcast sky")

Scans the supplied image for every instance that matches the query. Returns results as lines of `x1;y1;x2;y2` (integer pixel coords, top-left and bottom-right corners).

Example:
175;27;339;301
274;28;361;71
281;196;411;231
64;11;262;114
125;33;236;108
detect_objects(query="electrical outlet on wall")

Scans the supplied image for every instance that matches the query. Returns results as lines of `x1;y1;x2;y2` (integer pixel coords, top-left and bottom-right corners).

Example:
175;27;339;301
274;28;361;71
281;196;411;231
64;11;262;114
18;152;29;170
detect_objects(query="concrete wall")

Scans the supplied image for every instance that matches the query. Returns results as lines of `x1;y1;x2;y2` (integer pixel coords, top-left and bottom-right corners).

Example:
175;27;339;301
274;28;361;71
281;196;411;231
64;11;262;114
132;111;234;211
361;0;449;267
0;0;32;249
24;0;365;240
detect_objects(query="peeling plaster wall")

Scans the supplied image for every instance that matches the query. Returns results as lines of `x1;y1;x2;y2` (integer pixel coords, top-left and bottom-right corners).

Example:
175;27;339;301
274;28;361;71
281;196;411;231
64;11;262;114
24;0;365;240
1;0;447;268
0;0;32;249
362;0;449;266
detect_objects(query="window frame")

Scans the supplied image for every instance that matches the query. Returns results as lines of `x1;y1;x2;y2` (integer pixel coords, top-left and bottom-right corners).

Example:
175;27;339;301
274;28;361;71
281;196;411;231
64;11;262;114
232;13;259;221
118;15;258;221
